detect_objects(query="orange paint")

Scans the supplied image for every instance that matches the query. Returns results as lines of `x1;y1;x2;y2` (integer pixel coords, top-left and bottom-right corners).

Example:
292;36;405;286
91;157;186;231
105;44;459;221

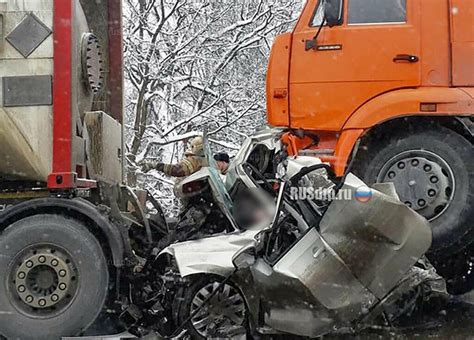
266;33;292;127
451;0;474;86
267;0;474;174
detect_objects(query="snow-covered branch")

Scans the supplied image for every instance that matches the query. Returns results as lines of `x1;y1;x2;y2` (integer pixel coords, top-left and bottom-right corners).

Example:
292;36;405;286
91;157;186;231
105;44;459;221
124;0;301;213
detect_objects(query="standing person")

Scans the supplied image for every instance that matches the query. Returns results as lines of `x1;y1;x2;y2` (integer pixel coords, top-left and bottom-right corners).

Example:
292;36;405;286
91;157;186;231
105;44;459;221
141;138;230;250
140;136;208;250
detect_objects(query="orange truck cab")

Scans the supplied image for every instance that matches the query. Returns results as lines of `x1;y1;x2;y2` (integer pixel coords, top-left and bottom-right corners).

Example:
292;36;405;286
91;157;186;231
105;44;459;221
267;0;473;292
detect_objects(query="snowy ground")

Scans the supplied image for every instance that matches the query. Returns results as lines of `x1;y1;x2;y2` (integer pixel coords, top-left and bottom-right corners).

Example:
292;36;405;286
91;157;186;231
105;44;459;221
64;293;474;339
328;293;474;339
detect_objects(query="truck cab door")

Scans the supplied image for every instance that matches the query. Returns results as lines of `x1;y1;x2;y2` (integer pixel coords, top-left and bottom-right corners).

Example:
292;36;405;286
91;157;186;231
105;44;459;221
289;0;421;131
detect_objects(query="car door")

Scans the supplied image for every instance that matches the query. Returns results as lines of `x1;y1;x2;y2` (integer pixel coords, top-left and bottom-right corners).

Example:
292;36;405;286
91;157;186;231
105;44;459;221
289;0;421;131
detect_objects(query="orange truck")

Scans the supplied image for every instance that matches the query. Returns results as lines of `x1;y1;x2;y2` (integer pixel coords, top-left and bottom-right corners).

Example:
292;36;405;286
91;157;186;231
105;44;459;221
267;0;473;291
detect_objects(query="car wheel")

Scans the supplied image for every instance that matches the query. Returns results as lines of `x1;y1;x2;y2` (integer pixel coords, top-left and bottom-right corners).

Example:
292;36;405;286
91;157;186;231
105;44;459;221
175;276;247;339
0;214;109;340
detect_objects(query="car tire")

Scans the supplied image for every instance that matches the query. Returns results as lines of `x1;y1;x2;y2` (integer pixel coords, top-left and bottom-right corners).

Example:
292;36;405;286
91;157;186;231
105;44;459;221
353;126;474;255
0;214;109;340
174;276;247;339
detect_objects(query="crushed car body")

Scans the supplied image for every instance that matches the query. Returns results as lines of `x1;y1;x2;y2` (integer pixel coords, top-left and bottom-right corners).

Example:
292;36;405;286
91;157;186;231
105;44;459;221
118;130;438;338
154;174;433;338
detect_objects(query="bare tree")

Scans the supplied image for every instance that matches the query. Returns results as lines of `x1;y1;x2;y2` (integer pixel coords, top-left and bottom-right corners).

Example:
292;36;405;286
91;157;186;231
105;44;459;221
124;0;301;212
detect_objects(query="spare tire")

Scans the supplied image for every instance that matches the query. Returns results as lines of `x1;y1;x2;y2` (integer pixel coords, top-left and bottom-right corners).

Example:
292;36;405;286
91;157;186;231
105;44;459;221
0;214;109;340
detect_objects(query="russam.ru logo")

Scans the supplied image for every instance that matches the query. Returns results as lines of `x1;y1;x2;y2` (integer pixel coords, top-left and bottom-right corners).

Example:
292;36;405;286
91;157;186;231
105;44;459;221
290;186;373;203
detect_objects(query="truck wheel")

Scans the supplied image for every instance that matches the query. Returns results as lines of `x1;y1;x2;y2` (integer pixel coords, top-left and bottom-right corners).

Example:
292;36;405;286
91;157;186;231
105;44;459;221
175;276;247;339
0;214;109;340
354;127;474;254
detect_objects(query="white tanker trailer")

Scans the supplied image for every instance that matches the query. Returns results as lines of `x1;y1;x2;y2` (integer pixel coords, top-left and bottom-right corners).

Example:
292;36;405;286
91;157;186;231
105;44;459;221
0;2;145;339
0;0;122;184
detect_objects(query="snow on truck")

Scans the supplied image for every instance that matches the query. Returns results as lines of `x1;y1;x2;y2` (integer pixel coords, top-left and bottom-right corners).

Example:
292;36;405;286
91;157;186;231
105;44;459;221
266;0;473;291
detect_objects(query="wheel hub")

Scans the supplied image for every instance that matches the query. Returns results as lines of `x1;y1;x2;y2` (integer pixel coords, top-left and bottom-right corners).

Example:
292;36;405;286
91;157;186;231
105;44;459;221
27;265;58;293
378;150;455;221
10;246;77;314
190;282;245;338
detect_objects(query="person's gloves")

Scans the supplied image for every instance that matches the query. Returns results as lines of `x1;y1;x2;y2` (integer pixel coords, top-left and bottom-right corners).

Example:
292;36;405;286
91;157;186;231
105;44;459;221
140;160;164;173
141;161;154;173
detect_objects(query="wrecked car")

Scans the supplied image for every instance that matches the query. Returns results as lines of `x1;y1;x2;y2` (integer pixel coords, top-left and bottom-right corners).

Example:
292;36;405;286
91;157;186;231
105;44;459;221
120;132;441;338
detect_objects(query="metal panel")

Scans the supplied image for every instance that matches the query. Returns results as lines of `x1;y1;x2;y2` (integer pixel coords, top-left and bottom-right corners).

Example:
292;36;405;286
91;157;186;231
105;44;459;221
450;0;474;86
0;14;3;51
2;75;52;107
6;13;52;58
84;111;123;183
318;174;432;299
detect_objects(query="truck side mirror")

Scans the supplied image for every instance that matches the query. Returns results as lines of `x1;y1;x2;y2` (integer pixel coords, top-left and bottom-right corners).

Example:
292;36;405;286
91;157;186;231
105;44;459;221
324;0;343;27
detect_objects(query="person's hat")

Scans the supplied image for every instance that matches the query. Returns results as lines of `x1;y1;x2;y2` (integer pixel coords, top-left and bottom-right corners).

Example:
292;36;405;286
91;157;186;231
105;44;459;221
214;152;230;163
185;136;204;157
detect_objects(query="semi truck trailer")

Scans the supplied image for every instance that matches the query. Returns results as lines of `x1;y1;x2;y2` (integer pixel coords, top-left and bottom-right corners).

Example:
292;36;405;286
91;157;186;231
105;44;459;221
0;1;151;338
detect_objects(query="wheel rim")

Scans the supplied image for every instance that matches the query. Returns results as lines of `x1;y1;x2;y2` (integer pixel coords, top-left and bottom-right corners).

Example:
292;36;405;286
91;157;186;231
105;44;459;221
377;150;455;222
8;244;79;317
190;281;246;338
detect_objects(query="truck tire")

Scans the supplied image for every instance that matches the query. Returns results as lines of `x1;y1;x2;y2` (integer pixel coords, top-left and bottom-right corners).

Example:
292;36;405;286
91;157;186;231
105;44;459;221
0;214;109;340
353;127;474;255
